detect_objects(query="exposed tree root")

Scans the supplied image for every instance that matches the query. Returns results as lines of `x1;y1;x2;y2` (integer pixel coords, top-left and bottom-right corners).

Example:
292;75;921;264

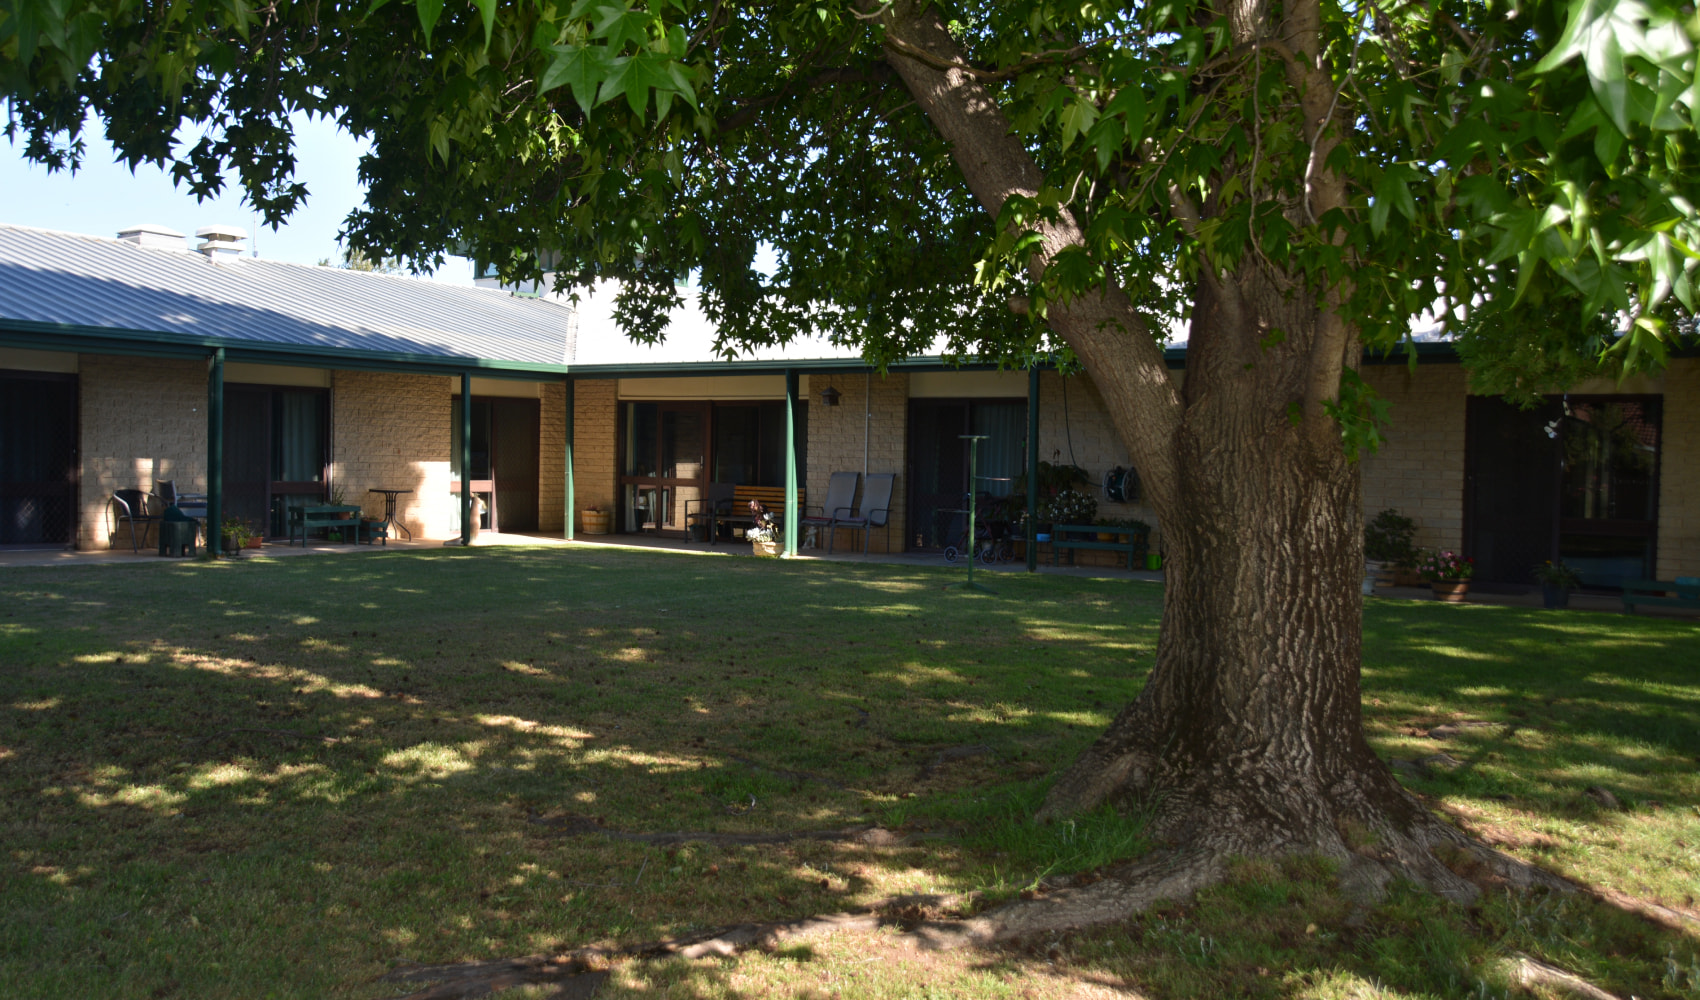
1501;953;1622;1000
380;815;1597;1000
414;729;1596;1000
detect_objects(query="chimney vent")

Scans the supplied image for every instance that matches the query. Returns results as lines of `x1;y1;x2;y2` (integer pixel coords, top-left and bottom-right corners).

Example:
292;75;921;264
195;225;248;260
116;224;187;251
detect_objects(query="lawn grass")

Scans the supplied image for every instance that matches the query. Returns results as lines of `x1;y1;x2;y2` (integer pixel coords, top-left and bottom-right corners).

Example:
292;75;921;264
1;545;1696;999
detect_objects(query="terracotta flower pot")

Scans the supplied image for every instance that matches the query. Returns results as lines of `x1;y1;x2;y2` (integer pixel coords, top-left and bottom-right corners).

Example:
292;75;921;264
1430;580;1470;603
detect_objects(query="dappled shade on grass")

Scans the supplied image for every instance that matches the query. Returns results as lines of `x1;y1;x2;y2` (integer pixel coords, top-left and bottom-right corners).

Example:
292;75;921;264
1;547;1696;999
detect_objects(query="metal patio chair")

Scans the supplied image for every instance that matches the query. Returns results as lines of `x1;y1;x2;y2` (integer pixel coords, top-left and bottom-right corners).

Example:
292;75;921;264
801;471;859;552
109;488;162;553
828;472;895;555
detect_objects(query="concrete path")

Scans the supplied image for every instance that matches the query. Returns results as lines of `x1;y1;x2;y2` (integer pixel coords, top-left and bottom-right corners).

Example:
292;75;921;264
5;531;1693;618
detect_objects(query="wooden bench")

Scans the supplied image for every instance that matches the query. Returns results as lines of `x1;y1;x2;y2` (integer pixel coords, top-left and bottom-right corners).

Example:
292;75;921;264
287;504;366;547
696;484;805;543
1622;578;1700;613
1048;523;1149;570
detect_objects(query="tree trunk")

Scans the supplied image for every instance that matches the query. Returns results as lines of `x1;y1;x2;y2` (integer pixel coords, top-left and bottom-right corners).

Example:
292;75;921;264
874;1;1563;915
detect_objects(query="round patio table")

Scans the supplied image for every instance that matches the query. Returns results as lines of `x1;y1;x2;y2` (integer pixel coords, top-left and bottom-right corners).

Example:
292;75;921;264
368;488;414;540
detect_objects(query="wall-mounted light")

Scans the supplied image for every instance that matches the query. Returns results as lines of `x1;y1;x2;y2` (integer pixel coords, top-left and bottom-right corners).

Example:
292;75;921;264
819;385;842;407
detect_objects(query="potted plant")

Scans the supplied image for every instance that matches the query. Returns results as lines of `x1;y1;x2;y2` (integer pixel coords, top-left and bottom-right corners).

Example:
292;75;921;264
746;500;781;556
1533;560;1582;609
328;485;354;519
1041;489;1097;537
220;516;256;555
581;505;610;535
1416;549;1475;602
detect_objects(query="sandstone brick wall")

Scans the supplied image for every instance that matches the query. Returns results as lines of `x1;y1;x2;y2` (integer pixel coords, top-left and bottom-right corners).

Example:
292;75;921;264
1657;357;1699;580
805;372;909;552
540;381;567;533
330;371;454;539
1359;363;1468;551
569;379;619;533
77;355;207;550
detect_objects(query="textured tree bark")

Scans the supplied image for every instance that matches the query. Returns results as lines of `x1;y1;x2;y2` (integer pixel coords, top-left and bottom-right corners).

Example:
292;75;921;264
874;0;1565;922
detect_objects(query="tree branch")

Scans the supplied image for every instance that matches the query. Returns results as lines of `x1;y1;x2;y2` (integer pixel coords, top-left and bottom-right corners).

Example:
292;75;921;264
873;0;1184;515
879;32;1097;84
715;65;897;134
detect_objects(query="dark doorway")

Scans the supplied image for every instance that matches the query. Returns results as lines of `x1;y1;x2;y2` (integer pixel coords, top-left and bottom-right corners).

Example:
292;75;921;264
1466;395;1662;588
452;396;541;533
907;399;1025;551
1464;396;1561;586
223;385;330;537
0;371;77;546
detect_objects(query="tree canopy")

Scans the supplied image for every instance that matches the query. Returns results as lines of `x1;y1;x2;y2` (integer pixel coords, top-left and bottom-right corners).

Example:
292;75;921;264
6;0;1696;382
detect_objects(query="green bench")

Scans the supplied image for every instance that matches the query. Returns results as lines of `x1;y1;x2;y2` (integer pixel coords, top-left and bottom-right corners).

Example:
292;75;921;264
286;504;367;547
1048;523;1149;570
1622;578;1700;613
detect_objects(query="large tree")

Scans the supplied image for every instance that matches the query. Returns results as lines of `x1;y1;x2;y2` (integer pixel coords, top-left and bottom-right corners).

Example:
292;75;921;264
6;0;1698;933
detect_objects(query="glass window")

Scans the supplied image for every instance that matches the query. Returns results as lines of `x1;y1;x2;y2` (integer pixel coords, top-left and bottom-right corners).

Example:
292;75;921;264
1560;401;1659;522
272;390;327;483
662;408;705;479
449;399;493;479
971;402;1025;497
624;402;658;477
714;405;759;485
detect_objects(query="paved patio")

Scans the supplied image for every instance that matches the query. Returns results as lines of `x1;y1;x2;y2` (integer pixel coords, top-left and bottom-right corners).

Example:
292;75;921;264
3;531;1693;618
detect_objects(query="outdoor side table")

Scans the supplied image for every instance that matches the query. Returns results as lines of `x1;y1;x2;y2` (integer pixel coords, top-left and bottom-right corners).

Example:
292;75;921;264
368;488;413;540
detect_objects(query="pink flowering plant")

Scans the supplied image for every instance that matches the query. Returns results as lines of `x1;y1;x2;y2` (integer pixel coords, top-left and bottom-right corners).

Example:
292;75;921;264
1416;549;1475;582
745;500;779;543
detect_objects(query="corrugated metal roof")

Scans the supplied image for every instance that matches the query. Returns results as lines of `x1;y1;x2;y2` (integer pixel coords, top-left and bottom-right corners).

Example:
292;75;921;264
0;224;575;368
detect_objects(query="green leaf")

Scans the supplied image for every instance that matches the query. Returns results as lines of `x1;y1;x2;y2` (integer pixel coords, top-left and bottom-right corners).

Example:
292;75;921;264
428;116;450;164
472;0;497;47
592;4;652;52
415;0;445;45
1057;97;1098;152
539;44;610;113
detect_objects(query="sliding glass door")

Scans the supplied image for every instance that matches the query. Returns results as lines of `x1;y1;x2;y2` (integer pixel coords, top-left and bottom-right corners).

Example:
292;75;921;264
223;385;329;537
1466;395;1662;588
620;402;706;534
0;372;77;546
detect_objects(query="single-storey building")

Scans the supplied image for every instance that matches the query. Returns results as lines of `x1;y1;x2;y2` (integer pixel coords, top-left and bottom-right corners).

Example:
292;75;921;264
3;222;1695;588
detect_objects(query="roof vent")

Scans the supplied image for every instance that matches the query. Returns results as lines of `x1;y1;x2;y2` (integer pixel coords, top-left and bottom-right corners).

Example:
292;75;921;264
195;225;247;261
116;224;188;251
